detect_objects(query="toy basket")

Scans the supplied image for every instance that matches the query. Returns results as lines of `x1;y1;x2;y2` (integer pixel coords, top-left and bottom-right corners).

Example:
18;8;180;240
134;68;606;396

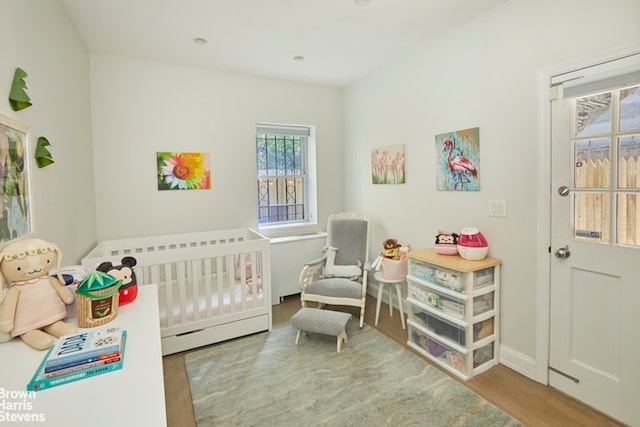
380;258;408;280
75;271;122;328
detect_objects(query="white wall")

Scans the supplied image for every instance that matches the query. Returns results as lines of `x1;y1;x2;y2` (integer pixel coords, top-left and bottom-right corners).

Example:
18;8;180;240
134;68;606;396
89;55;343;241
343;0;640;368
0;0;95;263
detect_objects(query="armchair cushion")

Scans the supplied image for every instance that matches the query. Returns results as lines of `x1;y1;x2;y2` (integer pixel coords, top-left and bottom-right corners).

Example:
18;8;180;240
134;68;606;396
306;277;363;300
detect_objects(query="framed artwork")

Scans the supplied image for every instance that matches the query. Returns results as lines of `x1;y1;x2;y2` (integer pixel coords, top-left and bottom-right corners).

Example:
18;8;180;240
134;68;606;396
0;113;33;244
371;144;405;184
156;152;211;191
435;127;480;191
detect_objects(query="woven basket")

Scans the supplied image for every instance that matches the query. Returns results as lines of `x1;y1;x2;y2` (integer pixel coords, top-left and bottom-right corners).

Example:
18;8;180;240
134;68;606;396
76;271;122;328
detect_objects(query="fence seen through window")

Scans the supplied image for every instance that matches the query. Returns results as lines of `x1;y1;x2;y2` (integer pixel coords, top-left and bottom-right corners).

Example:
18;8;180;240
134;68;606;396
573;84;640;246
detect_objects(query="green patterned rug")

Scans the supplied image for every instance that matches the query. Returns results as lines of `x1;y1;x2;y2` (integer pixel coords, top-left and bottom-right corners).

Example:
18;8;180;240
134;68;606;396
185;320;521;427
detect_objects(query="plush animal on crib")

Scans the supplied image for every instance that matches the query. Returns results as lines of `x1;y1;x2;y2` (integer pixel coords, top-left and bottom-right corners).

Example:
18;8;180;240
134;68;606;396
234;257;263;294
96;256;138;305
0;238;77;350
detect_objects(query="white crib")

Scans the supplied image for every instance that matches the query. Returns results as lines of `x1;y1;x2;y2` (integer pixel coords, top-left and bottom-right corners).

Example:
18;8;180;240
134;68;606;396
81;228;272;355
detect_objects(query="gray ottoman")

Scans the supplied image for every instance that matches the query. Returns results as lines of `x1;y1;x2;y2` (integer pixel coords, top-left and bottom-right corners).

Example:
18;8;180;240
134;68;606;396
291;307;351;353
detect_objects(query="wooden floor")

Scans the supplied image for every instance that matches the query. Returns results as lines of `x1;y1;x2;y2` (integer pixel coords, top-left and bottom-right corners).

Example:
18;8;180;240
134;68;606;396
162;294;624;427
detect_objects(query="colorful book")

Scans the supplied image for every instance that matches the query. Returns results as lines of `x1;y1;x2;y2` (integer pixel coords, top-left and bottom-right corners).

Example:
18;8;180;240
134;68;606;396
44;326;124;370
45;356;121;378
28;330;127;392
44;350;121;374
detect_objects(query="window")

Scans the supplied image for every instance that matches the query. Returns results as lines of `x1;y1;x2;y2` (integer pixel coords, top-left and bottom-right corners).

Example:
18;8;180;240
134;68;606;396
571;83;640;246
256;123;317;235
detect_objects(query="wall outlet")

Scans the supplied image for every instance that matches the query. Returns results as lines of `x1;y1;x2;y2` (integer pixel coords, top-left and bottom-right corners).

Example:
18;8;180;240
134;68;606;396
489;199;507;217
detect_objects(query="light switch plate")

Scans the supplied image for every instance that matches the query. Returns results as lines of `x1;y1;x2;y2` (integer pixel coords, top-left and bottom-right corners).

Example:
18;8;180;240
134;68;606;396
489;199;507;217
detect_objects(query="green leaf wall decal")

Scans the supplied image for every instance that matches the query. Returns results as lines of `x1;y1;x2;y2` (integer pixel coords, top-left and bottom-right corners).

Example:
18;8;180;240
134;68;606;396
35;136;54;168
9;68;32;111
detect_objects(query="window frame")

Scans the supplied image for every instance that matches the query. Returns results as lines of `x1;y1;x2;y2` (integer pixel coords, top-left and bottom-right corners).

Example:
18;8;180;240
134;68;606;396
255;122;318;238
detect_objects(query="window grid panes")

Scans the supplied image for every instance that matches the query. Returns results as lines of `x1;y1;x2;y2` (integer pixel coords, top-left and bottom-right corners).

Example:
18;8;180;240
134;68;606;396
256;133;306;224
571;84;640;246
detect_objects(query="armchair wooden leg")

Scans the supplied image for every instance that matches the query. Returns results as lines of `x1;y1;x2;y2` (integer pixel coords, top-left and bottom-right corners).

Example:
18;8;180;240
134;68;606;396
295;330;302;345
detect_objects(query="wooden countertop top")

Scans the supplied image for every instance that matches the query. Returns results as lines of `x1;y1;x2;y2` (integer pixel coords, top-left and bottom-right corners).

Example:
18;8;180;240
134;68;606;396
408;248;501;272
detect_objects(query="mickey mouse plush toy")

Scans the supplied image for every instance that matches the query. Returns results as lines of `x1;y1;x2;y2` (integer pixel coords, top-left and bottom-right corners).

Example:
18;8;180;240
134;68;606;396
96;256;138;305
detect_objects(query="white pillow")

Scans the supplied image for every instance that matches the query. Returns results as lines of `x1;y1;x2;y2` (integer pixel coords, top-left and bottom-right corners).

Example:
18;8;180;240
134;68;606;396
322;246;362;279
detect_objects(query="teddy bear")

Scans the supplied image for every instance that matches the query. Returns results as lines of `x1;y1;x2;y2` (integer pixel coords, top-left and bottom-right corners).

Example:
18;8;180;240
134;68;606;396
96;256;139;305
382;238;402;259
0;238;77;350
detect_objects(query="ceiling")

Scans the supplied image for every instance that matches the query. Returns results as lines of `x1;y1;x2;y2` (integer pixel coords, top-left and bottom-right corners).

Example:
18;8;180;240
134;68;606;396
61;0;508;87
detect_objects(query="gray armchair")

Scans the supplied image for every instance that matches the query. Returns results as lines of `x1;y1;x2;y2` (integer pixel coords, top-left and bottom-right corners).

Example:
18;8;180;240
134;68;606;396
299;212;370;327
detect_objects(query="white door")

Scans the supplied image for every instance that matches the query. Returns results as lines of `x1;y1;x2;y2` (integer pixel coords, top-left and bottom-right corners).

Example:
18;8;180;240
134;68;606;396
549;63;640;426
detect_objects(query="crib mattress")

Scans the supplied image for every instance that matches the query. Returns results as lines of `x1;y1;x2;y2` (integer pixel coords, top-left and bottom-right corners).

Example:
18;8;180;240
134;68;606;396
156;280;264;328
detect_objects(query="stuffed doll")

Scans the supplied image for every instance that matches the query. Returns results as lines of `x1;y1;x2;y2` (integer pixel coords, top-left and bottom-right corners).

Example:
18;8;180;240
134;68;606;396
96;256;138;305
0;298;10;344
0;238;77;350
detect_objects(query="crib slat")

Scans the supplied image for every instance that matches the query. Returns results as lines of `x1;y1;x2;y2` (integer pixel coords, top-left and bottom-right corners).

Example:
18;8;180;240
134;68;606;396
163;263;174;328
191;258;200;322
216;256;224;316
177;261;187;324
204;256;213;318
250;251;257;309
226;254;235;314
236;253;247;310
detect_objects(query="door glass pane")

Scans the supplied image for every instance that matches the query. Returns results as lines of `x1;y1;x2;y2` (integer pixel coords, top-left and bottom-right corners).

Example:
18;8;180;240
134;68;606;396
619;85;640;132
618;135;640;189
574;138;610;188
616;193;639;245
574;192;610;242
575;93;612;137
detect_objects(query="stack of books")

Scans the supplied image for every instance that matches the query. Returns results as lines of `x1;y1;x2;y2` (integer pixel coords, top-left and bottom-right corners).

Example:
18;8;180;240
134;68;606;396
28;326;127;391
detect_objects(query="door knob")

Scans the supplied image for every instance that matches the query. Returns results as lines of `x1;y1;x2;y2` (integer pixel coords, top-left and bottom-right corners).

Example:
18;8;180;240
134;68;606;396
555;245;570;259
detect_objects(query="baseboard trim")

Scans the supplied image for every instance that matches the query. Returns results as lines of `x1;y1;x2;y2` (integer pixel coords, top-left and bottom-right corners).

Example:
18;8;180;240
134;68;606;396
498;344;538;382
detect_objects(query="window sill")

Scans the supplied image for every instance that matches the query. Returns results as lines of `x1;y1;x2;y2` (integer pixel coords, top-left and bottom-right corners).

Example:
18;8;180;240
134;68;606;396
258;222;320;240
270;232;327;245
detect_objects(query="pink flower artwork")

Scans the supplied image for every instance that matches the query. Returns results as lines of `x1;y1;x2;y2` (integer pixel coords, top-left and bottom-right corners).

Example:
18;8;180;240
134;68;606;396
371;145;405;184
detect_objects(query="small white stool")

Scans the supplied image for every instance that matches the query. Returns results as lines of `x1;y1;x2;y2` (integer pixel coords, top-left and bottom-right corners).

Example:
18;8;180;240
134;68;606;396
373;272;406;329
291;307;351;353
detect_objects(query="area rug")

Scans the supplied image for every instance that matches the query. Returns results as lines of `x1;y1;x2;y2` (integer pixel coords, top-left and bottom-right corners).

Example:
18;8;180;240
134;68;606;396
185;321;521;427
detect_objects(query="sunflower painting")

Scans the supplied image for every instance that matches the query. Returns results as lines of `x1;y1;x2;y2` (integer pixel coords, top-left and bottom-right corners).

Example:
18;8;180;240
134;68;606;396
157;152;211;191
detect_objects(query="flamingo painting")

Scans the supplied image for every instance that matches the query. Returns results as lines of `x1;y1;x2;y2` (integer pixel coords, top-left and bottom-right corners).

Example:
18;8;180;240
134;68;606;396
436;128;480;191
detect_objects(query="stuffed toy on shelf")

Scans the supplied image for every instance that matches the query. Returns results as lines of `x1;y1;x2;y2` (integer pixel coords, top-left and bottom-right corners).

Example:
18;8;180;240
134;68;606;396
96;256;139;305
0;238;77;350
